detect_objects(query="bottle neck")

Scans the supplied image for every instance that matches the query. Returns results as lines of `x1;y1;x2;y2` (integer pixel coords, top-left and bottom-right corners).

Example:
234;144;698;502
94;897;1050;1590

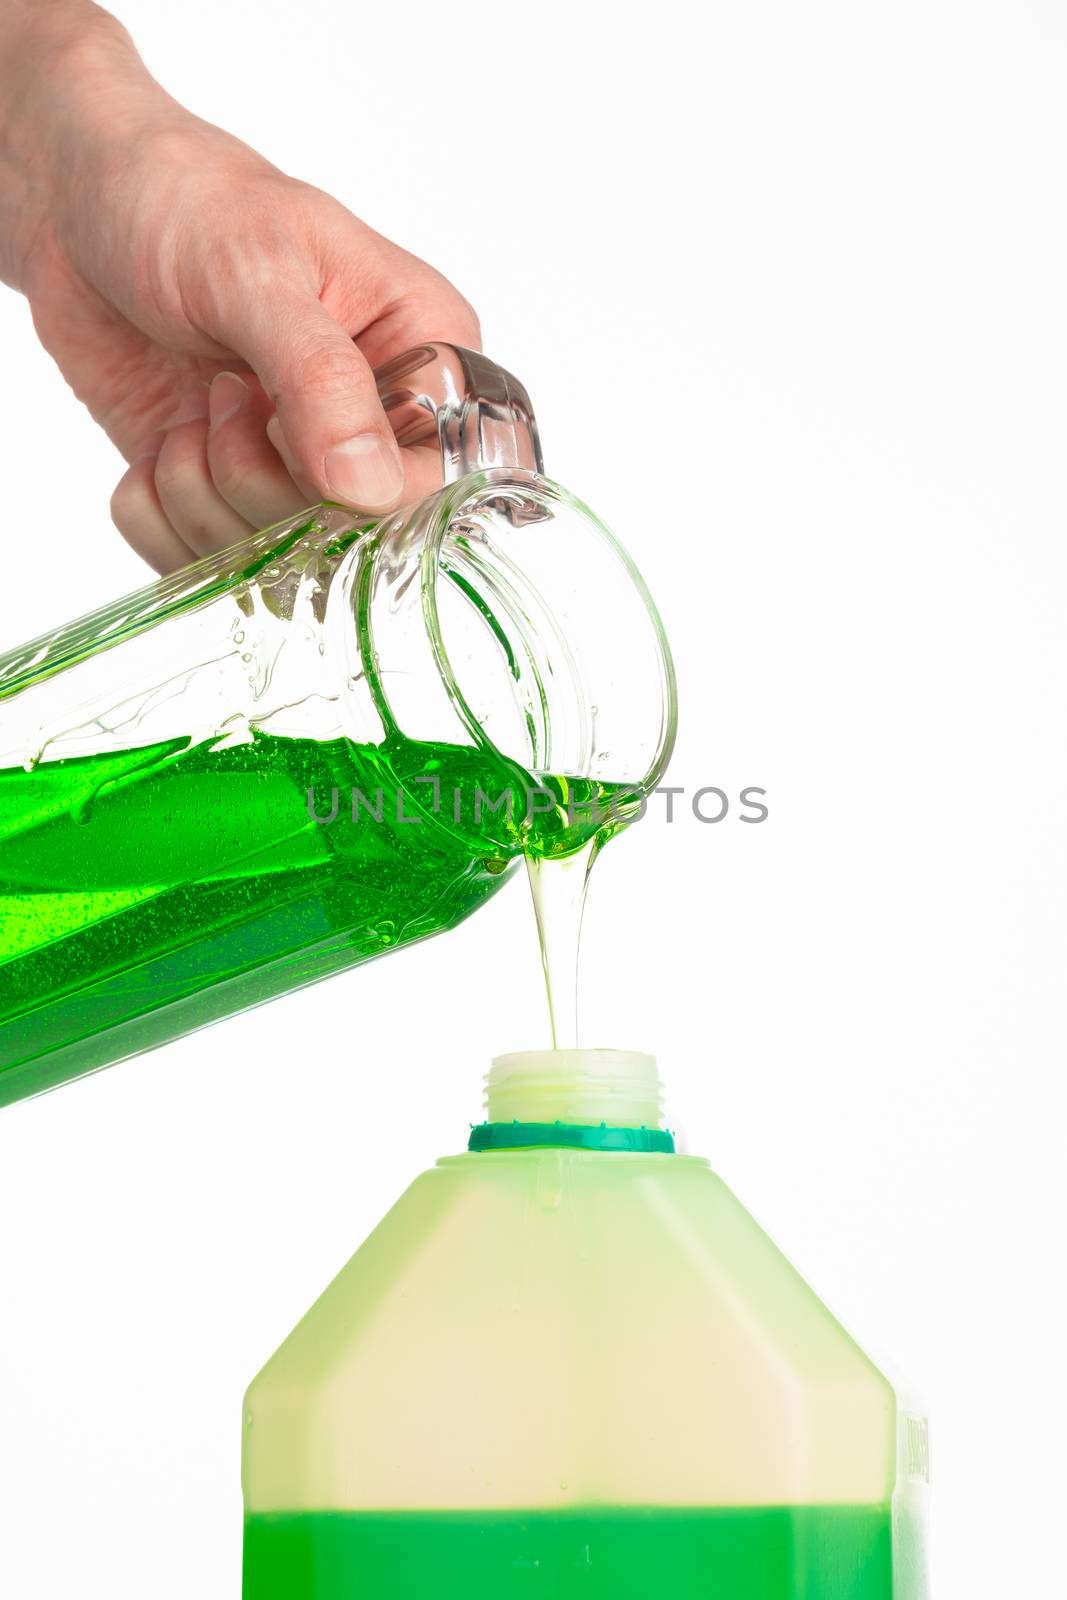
469;1050;674;1154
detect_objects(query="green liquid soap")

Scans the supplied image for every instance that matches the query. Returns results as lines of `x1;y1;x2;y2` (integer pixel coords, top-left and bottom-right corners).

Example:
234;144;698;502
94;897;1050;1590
0;730;631;1105
242;1506;893;1598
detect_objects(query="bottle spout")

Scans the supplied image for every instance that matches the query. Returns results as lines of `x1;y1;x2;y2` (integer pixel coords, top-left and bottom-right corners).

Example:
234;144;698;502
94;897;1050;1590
485;1049;663;1129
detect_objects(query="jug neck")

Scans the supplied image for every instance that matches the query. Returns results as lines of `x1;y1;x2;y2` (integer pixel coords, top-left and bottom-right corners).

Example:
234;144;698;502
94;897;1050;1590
468;1049;675;1153
361;470;675;803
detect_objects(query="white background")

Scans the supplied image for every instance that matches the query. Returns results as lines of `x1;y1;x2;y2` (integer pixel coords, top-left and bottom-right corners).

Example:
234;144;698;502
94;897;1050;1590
1;1;1065;1593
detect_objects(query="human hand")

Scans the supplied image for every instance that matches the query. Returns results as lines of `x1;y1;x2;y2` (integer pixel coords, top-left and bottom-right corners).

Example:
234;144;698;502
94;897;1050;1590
1;2;480;573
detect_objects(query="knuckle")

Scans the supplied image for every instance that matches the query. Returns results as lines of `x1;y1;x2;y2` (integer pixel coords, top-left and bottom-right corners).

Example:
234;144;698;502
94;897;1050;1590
185;204;311;329
209;439;261;504
153;425;208;500
211;233;295;299
288;342;363;404
110;467;153;535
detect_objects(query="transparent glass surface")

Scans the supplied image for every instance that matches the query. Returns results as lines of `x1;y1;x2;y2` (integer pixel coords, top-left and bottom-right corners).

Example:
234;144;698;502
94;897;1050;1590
0;347;676;1106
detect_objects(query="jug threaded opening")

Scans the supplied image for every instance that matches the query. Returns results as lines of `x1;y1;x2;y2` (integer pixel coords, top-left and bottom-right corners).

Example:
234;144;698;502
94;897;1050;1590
486;1049;663;1129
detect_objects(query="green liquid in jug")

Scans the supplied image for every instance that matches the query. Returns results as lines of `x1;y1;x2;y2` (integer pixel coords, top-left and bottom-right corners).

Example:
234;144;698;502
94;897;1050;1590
243;1506;893;1598
0;730;632;1104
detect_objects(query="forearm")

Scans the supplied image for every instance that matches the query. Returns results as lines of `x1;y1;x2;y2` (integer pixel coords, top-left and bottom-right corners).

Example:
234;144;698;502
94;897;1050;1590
0;0;172;290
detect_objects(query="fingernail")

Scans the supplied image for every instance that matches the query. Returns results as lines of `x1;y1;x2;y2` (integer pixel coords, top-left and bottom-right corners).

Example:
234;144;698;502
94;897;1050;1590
324;432;404;510
209;371;248;427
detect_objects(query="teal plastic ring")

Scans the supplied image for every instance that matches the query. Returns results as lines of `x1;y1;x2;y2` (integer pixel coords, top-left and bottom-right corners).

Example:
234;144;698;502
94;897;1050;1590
468;1121;675;1154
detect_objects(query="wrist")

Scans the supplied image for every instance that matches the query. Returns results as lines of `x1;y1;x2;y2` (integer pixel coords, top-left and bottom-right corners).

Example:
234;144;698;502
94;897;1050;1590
0;0;172;290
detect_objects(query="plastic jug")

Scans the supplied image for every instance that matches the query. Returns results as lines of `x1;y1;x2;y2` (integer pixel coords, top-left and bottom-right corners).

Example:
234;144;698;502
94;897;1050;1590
0;347;676;1106
242;1050;929;1598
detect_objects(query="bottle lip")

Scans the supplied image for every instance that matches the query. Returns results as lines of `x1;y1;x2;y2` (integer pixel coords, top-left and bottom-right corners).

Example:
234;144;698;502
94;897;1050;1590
418;471;678;797
485;1049;664;1130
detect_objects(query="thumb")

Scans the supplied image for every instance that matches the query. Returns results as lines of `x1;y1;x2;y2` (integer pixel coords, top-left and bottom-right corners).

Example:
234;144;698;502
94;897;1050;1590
229;291;405;512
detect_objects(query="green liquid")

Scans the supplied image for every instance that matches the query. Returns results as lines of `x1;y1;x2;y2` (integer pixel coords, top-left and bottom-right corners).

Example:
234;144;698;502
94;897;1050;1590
243;1507;893;1598
0;731;628;1105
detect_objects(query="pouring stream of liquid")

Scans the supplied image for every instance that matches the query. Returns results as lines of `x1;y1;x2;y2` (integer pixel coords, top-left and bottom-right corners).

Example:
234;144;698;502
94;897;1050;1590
525;835;601;1050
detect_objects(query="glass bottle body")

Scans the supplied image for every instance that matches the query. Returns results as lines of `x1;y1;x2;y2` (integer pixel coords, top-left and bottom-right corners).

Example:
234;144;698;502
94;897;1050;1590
0;469;675;1105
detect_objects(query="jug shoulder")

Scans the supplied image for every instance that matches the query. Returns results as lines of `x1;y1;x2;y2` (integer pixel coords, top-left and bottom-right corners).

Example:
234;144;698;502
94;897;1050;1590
244;1149;897;1512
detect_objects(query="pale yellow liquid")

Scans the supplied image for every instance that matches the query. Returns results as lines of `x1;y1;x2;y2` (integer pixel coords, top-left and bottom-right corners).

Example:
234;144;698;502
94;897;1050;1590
525;836;601;1048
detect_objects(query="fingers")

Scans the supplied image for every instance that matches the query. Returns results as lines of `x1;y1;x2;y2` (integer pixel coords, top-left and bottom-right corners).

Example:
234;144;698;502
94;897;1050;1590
263;305;490;508
345;269;484;504
220;291;406;514
111;457;198;575
110;373;315;574
205;372;309;528
154;417;257;555
109;238;487;572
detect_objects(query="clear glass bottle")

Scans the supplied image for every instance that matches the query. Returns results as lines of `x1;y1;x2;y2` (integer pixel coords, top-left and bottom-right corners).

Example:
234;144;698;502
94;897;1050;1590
0;347;676;1106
